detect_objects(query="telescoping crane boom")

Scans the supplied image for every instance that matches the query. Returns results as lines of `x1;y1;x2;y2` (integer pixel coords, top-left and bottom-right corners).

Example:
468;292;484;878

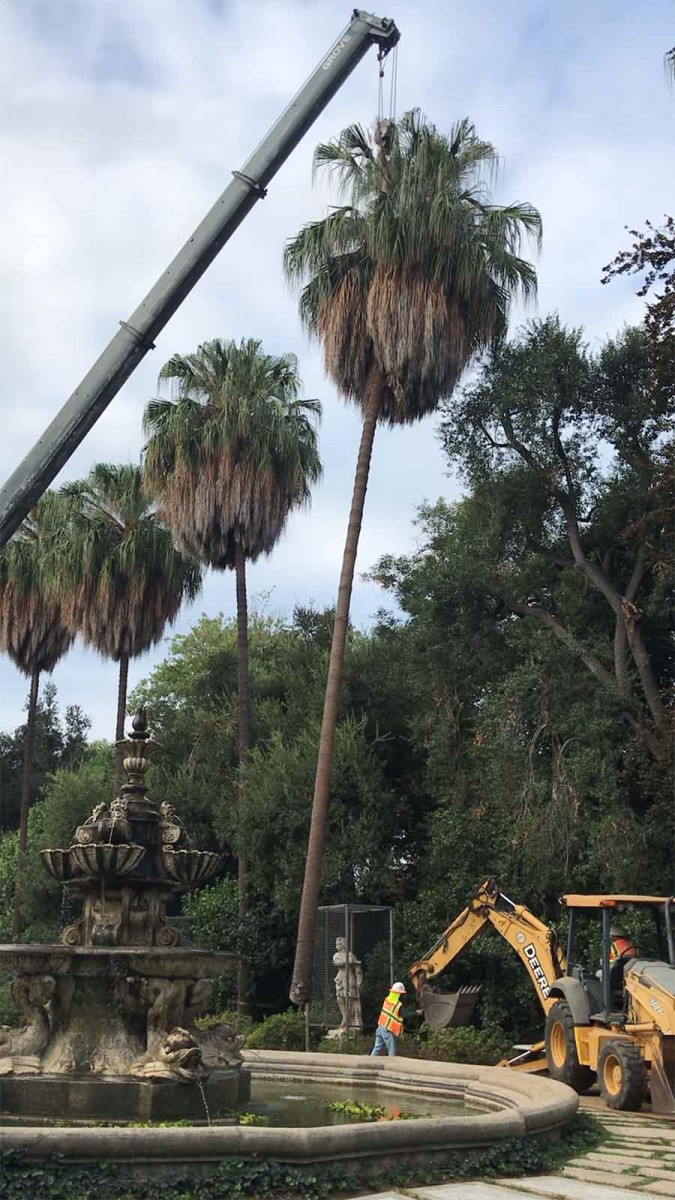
0;10;400;549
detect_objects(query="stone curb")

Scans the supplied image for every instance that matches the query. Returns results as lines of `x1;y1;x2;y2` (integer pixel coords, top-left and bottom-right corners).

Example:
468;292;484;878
0;1052;577;1164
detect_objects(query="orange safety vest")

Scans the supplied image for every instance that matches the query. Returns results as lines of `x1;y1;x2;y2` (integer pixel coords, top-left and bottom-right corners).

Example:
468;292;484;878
378;992;403;1036
610;936;635;963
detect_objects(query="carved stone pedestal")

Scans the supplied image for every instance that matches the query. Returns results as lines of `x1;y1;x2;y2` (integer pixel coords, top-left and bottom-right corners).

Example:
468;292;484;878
0;946;245;1113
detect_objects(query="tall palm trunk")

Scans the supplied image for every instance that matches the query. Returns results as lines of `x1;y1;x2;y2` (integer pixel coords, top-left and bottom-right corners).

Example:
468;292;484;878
290;370;383;1006
12;667;40;941
235;541;252;1015
115;651;130;789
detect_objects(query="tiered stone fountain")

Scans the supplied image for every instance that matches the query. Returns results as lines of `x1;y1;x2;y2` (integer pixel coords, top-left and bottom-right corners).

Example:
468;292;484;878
0;709;249;1122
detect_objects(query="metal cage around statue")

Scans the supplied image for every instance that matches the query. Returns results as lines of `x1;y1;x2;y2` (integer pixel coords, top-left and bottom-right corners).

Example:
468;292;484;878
310;904;393;1035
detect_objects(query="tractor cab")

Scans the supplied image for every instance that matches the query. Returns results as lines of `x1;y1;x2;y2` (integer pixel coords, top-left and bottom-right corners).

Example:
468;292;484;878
560;893;675;1024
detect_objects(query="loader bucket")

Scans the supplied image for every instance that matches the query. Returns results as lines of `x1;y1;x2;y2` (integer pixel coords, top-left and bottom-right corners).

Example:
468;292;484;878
418;984;481;1030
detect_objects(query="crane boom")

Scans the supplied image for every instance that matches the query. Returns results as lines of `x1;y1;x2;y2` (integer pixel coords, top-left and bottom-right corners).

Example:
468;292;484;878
0;9;400;548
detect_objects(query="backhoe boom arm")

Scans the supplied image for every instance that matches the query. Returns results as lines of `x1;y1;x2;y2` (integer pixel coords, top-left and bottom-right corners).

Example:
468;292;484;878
410;878;566;1016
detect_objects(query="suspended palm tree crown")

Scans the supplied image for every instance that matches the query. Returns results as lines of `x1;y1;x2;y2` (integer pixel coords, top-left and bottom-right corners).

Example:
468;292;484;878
284;110;542;423
143;337;322;569
59;463;202;660
0;492;74;675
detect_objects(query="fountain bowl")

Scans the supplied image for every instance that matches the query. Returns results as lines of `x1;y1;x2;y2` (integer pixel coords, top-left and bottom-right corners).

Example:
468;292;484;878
161;848;222;887
0;1051;577;1177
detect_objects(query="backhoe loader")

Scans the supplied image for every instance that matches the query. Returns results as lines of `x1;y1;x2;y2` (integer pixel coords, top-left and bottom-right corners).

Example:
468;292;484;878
409;877;675;1114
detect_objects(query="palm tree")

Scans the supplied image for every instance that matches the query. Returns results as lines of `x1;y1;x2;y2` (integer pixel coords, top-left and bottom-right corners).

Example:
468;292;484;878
283;110;542;1006
0;493;74;938
143;336;322;1011
59;463;202;783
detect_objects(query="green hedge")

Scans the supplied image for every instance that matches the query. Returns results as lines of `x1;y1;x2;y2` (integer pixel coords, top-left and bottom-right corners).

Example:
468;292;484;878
196;1009;255;1038
416;1025;511;1065
246;1012;508;1065
245;1010;310;1051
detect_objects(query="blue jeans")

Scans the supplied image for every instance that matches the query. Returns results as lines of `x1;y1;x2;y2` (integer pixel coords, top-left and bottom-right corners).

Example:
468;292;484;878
371;1027;396;1056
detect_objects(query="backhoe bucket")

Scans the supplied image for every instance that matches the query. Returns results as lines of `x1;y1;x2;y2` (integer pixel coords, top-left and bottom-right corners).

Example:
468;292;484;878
418;984;481;1030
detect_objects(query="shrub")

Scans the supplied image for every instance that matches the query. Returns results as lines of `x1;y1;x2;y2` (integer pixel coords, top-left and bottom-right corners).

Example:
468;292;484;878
416;1025;510;1065
245;1010;309;1051
316;1033;374;1055
196;1009;254;1038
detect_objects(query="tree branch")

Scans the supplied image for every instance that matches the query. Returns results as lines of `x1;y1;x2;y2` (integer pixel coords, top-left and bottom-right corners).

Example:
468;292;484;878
499;409;543;472
523;537;574;569
503;596;665;762
477;422;511;450
552;405;576;501
612;552;647;692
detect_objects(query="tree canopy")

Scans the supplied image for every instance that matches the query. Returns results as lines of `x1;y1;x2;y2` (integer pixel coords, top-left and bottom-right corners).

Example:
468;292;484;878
284;110;542;423
143;338;322;568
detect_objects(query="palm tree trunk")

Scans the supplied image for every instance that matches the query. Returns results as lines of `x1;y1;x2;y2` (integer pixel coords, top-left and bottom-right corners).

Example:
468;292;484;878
290;369;383;1007
115;652;129;790
235;541;252;1015
12;667;40;941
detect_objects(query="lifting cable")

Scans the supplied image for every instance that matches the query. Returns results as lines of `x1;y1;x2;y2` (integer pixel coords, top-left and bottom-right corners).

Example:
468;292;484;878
389;44;398;122
376;41;399;140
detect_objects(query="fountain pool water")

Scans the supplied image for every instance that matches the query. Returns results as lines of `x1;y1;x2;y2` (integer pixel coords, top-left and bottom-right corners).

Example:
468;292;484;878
247;1078;476;1125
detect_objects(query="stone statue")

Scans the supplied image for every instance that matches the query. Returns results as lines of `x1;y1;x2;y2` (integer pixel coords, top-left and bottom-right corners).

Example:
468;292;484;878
332;936;363;1032
0;979;54;1065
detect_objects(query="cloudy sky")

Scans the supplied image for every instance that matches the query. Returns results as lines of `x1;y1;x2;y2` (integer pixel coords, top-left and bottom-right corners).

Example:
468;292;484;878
0;0;671;739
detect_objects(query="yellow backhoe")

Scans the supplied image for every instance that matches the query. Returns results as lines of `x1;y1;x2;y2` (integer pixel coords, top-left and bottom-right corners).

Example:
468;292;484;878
409;877;675;1114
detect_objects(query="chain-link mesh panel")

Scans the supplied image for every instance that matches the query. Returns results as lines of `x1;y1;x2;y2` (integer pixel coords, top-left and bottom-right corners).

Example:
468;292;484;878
309;905;392;1032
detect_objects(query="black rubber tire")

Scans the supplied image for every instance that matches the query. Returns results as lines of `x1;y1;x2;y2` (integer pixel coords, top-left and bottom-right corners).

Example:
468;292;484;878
545;999;597;1092
598;1039;646;1111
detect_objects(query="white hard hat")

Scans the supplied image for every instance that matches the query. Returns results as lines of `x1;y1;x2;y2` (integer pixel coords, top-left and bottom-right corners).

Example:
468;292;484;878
391;981;406;993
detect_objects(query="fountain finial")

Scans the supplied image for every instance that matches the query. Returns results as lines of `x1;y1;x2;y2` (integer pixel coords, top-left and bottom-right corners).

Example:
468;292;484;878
116;707;157;808
131;706;149;737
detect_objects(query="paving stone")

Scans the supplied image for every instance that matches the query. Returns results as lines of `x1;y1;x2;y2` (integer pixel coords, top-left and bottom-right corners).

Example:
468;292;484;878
494;1175;649;1200
601;1148;669;1159
641;1183;675;1197
641;1169;675;1181
347;1193;410;1200
410;1186;543;1200
563;1164;649;1189
610;1129;675;1141
613;1129;669;1136
568;1151;660;1169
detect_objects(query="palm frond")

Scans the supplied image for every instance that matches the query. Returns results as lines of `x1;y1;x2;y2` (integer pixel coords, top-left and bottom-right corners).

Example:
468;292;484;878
54;463;202;660
143;338;323;569
285;108;542;421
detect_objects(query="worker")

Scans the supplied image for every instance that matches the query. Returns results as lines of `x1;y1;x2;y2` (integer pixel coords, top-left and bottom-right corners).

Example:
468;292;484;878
371;981;406;1056
609;924;636;1003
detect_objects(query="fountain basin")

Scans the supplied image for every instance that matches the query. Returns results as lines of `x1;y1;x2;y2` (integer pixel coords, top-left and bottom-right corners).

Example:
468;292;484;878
0;1052;578;1171
0;944;234;978
0;944;246;1115
0;1069;248;1123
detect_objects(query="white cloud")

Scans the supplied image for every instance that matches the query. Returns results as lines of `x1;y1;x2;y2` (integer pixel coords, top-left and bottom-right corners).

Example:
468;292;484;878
0;0;672;737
